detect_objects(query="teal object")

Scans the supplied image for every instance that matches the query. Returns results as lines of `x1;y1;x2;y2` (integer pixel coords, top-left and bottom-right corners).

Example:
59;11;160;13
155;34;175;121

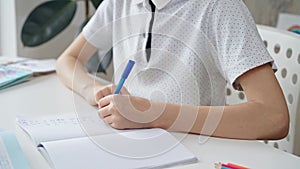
291;30;300;35
0;131;30;169
221;167;232;169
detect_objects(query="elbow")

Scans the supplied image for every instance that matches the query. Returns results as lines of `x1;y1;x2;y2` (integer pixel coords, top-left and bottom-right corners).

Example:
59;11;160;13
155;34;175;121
266;107;290;140
56;54;72;77
275;110;289;140
56;55;64;74
254;100;289;140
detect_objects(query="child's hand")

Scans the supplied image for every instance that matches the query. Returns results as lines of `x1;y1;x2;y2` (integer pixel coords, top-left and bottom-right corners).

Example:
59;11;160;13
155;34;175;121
95;84;130;101
84;84;130;106
97;95;164;129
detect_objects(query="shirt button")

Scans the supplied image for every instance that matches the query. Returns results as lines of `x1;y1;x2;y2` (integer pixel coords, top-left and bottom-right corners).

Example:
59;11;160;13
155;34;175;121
143;33;146;38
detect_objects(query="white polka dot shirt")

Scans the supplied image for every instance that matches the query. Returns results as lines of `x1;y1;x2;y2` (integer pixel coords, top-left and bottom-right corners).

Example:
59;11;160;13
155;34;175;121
82;0;273;106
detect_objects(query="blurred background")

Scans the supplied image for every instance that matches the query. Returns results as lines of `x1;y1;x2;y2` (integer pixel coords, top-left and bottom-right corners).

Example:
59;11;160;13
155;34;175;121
244;0;300;26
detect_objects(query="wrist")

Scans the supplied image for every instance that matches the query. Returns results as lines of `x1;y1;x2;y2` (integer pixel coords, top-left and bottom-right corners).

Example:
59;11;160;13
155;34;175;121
81;83;103;105
148;102;177;130
145;102;172;129
128;97;165;129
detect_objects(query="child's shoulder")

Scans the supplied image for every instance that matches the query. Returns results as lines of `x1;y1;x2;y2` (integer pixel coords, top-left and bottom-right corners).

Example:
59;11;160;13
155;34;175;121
205;0;246;10
187;0;245;12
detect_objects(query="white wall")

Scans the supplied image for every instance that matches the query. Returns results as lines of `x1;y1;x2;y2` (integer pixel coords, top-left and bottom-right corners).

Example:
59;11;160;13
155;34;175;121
244;0;300;26
0;0;18;56
0;0;88;59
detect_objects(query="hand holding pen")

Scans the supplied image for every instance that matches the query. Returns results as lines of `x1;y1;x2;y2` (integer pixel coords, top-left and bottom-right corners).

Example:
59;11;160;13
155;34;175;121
97;60;153;129
91;60;134;106
95;59;134;106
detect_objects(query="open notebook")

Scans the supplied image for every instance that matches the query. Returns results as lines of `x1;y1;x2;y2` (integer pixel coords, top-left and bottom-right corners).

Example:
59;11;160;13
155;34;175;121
16;113;198;169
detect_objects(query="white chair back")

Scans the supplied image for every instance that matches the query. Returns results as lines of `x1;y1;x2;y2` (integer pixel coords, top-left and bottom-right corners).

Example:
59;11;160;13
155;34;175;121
226;25;300;156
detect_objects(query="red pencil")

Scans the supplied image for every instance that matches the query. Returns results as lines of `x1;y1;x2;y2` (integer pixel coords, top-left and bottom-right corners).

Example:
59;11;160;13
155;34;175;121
222;163;249;169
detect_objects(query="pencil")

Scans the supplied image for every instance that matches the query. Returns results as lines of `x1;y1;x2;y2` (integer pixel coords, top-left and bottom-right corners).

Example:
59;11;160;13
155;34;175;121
215;162;249;169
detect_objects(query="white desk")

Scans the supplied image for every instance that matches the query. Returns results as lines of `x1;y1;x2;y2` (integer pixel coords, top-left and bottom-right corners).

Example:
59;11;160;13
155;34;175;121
1;74;300;169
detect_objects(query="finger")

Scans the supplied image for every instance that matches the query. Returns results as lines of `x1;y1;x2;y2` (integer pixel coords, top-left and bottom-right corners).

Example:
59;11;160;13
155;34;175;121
95;88;108;101
103;115;113;124
98;95;112;108
95;84;115;101
120;87;130;95
108;84;130;95
108;84;127;95
98;105;112;118
95;91;104;102
111;123;125;130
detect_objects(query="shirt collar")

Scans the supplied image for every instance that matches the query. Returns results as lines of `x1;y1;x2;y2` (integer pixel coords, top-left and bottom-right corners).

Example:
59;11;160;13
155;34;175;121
132;0;171;10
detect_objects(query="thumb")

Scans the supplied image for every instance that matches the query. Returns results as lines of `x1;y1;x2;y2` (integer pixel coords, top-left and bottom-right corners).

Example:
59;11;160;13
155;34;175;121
120;87;131;95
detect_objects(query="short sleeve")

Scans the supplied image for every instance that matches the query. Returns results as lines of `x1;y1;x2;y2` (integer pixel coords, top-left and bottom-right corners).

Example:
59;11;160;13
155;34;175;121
82;0;113;50
208;0;274;89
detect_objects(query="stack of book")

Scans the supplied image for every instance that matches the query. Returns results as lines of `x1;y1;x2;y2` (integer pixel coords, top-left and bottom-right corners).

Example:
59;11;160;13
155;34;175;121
0;56;56;90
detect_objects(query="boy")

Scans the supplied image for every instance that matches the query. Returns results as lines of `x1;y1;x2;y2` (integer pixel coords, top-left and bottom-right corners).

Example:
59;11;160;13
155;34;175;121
56;0;289;140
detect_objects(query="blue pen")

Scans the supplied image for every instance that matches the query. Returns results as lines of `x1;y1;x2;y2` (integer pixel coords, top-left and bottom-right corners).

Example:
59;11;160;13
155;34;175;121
114;60;135;94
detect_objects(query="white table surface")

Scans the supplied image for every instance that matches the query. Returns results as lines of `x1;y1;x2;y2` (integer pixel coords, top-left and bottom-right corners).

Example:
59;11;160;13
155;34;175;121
1;74;300;169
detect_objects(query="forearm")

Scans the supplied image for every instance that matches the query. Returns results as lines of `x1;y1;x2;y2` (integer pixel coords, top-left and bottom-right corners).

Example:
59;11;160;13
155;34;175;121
149;65;289;140
151;101;288;140
56;34;104;105
56;55;102;96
